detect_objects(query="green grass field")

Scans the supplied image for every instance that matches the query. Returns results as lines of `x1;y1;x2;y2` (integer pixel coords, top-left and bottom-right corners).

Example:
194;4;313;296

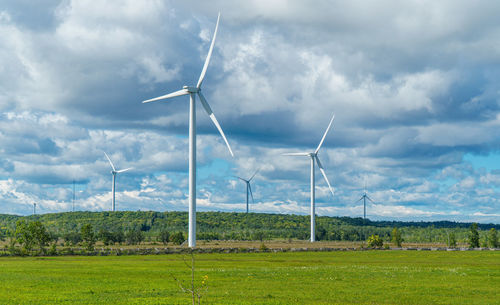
0;251;498;304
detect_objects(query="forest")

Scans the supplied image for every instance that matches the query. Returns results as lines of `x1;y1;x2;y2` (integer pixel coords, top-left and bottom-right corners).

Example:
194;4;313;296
0;211;498;246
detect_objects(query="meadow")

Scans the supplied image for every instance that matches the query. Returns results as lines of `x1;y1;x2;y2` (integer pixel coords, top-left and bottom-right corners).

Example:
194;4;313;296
0;250;498;304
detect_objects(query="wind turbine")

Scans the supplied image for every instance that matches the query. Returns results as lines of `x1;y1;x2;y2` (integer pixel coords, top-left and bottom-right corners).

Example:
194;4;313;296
234;169;259;213
283;114;335;242
142;13;233;248
104;152;132;212
357;182;374;219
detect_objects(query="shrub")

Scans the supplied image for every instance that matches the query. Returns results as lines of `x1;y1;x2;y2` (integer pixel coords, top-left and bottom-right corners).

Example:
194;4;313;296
391;227;403;247
252;230;264;242
125;229;144;245
158;230;170;245
171;232;186;245
367;234;383;248
48;243;58;256
448;232;457;248
63;232;82;246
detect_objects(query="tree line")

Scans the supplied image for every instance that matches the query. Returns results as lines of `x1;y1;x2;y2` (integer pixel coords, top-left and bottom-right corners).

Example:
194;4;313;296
0;211;498;254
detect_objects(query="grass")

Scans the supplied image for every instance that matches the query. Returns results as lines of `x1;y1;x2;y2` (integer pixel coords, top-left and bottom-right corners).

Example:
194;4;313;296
0;251;498;304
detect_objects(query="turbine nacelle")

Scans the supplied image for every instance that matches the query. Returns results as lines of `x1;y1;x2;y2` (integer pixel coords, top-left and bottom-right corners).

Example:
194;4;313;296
183;86;200;93
282;113;336;198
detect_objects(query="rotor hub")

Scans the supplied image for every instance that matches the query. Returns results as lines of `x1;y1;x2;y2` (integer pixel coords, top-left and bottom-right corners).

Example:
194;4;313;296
184;86;199;93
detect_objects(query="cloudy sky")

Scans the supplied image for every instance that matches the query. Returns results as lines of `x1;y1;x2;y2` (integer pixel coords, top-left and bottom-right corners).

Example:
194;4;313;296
1;0;500;223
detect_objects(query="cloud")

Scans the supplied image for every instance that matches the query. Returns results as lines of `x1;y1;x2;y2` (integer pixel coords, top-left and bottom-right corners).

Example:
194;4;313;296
0;1;499;223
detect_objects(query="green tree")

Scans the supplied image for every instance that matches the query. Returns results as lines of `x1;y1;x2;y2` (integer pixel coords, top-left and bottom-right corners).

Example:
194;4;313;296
391;227;403;247
113;230;125;244
98;229;114;246
29;221;50;253
171;232;186;245
488;228;498;248
126;229;144;245
315;226;327;241
448;231;457;248
15;220;50;254
80;224;95;251
15;220;35;253
63;232;82;246
251;230;265;242
468;223;480;248
367;234;383;248
158;230;170;245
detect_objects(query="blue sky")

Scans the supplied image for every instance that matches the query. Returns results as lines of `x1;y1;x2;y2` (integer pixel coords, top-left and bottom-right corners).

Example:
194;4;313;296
0;0;499;223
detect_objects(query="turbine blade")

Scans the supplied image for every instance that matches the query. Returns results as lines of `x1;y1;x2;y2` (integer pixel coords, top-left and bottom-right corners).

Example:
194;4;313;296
142;89;189;103
198;92;234;157
282;152;310;156
104;152;116;172
232;175;247;182
248;182;254;203
116;167;132;173
357;197;364;202
249;168;260;181
366;196;375;203
315;155;335;198
315;114;335;153
196;13;220;88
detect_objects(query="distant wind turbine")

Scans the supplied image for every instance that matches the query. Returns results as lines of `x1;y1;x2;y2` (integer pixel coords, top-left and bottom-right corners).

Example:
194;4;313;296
72;180;75;212
104;152;132;212
357;182;374;219
283;114;336;242
234;169;259;213
142;13;233;248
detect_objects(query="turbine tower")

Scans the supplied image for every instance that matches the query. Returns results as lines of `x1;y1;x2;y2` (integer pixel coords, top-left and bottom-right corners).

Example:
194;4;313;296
357;182;374;219
104;152;132;212
283;114;335;242
72;180;75;212
142;13;233;248
234;169;259;213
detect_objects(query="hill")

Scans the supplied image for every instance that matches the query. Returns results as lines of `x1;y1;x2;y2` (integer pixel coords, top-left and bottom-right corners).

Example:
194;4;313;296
0;211;498;243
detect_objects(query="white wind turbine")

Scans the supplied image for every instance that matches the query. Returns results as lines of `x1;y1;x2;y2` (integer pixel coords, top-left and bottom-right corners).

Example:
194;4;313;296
234;169;259;213
283;114;336;242
142;13;233;248
104;152;132;212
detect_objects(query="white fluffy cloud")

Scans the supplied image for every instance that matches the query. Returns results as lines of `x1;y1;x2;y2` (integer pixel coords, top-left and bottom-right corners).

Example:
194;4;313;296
0;1;499;223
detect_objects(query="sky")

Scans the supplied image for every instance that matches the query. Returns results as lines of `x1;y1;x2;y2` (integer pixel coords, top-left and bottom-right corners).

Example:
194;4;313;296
0;0;499;223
